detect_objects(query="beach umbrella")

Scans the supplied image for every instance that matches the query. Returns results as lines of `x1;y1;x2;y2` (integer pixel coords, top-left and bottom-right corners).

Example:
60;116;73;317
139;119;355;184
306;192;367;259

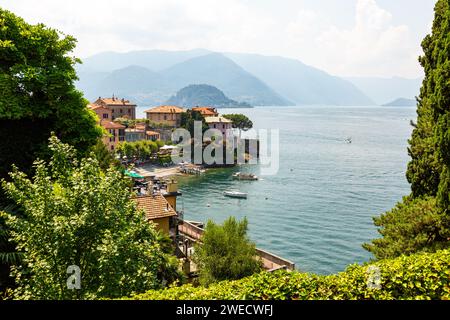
124;170;145;179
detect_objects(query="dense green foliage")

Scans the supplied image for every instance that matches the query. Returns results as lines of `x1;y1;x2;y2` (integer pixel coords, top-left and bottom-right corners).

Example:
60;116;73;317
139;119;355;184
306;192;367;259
128;249;450;300
0;8;102;292
0;8;102;183
116;140;160;161
192;217;262;286
90;140;121;171
0;136;181;299
363;197;447;259
366;0;450;258
0;204;22;291
180;109;208;136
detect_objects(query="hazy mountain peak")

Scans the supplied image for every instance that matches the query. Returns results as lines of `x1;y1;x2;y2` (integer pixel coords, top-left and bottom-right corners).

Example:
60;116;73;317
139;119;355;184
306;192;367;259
162;52;293;106
166;84;251;108
76;48;383;107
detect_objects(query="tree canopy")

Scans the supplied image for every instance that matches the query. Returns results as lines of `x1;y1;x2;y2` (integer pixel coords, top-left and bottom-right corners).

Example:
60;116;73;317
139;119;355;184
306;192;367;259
223;114;253;137
366;0;450;259
180;109;208;136
192;217;262;286
0;8;102;193
0;8;103;293
0;136;181;299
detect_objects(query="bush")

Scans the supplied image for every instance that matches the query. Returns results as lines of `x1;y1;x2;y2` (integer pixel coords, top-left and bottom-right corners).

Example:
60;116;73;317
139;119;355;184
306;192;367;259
126;250;450;300
1;136;181;299
363;196;448;260
192;217;262;286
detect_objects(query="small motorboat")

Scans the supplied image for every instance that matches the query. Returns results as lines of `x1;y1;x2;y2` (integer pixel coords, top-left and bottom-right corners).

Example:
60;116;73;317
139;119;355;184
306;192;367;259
232;172;259;181
224;191;248;199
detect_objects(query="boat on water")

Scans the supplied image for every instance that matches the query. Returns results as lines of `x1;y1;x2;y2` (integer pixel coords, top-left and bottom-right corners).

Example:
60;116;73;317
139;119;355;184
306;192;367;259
224;191;248;199
232;172;259;181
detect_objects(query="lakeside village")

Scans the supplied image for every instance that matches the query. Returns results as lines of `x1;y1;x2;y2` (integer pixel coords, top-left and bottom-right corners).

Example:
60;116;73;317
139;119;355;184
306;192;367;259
88;96;295;280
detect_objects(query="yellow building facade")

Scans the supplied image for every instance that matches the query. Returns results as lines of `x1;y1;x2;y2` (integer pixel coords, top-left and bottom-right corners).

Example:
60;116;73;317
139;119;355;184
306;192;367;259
145;106;185;127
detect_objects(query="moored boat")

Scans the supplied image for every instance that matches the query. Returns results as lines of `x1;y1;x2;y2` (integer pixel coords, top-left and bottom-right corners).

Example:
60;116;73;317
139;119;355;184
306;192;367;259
224;191;248;199
232;172;259;181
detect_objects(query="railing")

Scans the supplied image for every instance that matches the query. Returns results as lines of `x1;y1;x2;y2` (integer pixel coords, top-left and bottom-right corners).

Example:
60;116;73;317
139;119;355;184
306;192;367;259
179;220;204;241
178;220;295;271
256;248;296;271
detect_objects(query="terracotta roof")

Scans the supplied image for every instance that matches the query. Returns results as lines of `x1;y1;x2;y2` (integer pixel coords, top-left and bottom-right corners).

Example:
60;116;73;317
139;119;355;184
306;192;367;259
94;97;137;106
133;194;177;220
192;107;218;116
145;106;185;114
88;104;109;111
204;116;232;124
100;120;126;129
146;130;160;136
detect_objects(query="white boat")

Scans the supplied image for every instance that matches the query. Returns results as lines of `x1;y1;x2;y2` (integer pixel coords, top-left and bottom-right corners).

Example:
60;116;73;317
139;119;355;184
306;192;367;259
232;172;259;181
224;191;248;199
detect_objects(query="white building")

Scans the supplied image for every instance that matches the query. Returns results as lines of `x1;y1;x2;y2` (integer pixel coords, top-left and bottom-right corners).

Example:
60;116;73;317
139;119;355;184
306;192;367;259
204;116;233;139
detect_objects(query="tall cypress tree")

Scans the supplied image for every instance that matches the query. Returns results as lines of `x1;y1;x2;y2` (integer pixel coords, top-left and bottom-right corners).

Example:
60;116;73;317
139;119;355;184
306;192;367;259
365;0;450;258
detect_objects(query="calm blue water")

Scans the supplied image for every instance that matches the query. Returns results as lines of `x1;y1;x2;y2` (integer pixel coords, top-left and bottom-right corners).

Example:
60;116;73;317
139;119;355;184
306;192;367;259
138;106;417;274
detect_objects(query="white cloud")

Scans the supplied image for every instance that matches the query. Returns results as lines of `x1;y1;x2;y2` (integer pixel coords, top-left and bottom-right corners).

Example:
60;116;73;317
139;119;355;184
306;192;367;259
0;0;426;77
296;0;421;77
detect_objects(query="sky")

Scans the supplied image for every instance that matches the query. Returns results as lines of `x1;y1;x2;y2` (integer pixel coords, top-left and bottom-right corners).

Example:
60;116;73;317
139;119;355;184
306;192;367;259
0;0;436;78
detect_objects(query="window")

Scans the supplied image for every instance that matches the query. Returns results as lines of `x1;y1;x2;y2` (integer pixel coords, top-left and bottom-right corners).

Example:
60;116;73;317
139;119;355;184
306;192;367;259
128;109;131;114
111;145;114;151
164;115;167;120
213;124;216;128
103;113;109;119
120;109;123;113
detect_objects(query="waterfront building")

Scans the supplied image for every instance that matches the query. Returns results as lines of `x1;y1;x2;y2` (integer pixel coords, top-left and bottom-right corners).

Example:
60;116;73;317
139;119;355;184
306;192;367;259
125;128;146;142
146;130;161;141
204;116;233;138
88;104;125;151
133;193;178;236
124;128;161;142
192;106;219;117
145;105;185;128
92;96;137;120
133;179;182;238
100;121;126;151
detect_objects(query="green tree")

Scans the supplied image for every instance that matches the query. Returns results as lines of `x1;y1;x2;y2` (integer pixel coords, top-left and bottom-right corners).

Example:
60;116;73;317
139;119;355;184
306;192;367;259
0;8;102;185
0;136;181;299
0;204;23;292
192;217;262;286
0;8;102;292
223;114;253;138
362;197;446;260
90;140;120;171
366;0;450;258
180;110;208;136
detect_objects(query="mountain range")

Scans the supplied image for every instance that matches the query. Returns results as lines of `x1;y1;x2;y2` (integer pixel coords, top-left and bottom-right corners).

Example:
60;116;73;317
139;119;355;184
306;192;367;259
76;49;422;107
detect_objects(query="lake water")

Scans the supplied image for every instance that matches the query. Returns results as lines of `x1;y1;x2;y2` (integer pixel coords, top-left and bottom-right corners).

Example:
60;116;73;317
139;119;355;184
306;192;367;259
138;106;417;274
